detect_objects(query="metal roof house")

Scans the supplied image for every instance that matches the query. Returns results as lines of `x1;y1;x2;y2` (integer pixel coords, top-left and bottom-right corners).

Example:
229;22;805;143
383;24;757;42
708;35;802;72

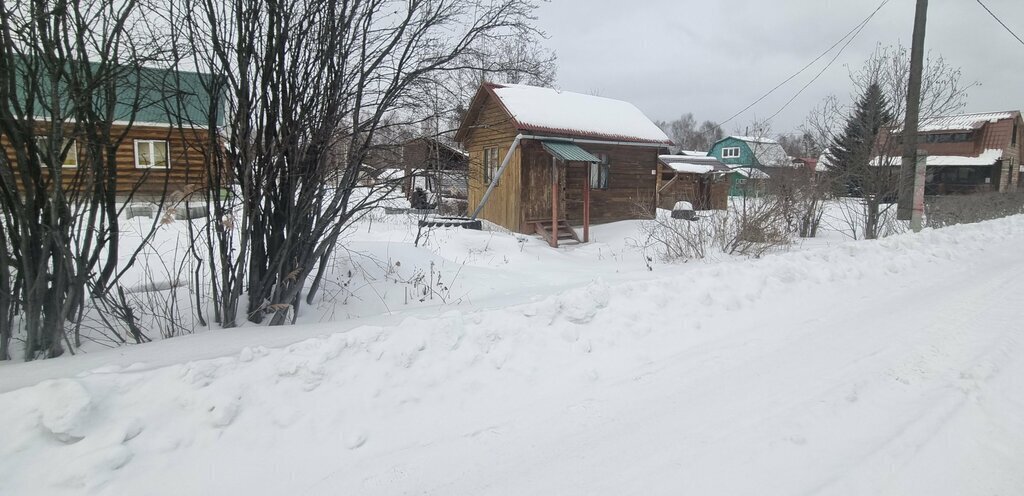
877;110;1023;195
707;136;793;196
3;59;221;198
455;82;671;247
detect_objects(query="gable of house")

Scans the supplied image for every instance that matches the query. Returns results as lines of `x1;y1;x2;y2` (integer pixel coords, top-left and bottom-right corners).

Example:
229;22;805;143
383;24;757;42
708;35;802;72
709;136;789;168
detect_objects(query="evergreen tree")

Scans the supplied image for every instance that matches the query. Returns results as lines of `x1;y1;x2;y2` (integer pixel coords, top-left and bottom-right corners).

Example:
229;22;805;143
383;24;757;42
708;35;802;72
826;82;895;195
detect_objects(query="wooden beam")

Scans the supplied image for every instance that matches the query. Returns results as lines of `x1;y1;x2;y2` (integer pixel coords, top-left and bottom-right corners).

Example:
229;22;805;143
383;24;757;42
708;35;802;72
655;161;662;207
551;155;558;248
658;172;680;194
583;162;590;243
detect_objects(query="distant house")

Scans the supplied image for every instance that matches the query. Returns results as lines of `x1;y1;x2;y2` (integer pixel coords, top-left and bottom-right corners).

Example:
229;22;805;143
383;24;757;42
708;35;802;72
876;111;1023;195
791;157;819;173
656;155;731;210
707;136;793;195
455;82;671;246
401;136;469;199
2;62;218;199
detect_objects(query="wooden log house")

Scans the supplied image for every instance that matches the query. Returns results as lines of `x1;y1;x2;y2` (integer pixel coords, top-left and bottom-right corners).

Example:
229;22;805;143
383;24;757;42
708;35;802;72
455;83;672;247
1;63;218;200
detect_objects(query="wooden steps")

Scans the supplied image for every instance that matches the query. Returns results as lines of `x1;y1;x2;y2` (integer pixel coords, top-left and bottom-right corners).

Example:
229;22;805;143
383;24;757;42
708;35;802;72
530;220;581;246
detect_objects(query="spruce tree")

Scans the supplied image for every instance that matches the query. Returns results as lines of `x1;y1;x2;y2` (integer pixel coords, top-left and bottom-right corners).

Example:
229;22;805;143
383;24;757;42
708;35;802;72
826;82;895;195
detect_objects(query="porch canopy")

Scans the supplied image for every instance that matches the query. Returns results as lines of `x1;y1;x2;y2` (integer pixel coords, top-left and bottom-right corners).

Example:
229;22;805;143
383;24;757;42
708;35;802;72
539;139;600;247
540;139;600;163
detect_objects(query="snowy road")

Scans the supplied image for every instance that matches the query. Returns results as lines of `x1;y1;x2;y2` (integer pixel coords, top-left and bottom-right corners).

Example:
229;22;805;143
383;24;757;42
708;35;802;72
303;226;1024;495
2;217;1023;495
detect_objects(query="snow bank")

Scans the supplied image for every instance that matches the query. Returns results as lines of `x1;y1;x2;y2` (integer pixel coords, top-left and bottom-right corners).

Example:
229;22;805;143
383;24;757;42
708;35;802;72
3;215;1024;494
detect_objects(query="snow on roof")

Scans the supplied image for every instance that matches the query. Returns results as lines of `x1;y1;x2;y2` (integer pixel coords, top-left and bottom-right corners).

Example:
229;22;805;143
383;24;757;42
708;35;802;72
666;162;715;174
659;155;728;174
748;142;791;168
816;149;832;171
490;84;671;144
678;150;708;156
659;154;721;163
871;149;1004;167
917;111;1018;132
729;135;780;145
730;166;771;179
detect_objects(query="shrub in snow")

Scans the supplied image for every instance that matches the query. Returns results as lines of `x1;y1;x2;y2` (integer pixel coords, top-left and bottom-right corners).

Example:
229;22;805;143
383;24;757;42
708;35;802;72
637;197;793;262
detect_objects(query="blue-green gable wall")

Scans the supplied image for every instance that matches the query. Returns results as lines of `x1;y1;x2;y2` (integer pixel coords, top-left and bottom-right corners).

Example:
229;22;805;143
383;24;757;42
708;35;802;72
707;137;760;167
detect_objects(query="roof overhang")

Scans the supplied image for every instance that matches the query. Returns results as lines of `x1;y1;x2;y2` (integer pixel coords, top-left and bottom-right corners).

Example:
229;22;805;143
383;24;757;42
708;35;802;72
541;139;600;163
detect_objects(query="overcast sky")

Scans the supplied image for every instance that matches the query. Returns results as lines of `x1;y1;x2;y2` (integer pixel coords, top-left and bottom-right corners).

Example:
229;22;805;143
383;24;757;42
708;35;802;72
534;0;1024;135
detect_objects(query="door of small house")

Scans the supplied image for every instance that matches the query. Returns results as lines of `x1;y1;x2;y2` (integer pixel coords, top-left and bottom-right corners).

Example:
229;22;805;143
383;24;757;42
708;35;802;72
522;147;567;224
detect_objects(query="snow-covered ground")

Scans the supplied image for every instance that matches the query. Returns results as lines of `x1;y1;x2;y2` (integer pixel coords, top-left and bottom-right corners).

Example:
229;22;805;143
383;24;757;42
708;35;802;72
2;207;1023;495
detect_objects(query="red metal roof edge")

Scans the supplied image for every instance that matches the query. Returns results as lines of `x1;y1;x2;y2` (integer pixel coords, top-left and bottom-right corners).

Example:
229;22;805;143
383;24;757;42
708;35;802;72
515;123;672;145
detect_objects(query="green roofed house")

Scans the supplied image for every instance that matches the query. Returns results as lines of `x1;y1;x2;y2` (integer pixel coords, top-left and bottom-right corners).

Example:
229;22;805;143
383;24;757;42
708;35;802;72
707;136;792;196
3;58;222;199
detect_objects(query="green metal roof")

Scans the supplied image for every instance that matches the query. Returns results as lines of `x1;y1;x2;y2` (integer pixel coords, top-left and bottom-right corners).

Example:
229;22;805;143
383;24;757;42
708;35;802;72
541;140;600;163
11;57;222;127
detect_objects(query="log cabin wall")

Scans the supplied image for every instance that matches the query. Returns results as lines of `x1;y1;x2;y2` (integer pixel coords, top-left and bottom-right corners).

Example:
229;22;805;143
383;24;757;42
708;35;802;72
464;93;522;231
2;123;211;199
107;124;210;197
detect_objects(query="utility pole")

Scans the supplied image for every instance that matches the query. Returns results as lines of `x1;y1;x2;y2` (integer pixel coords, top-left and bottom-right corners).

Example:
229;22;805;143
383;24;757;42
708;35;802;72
897;0;929;221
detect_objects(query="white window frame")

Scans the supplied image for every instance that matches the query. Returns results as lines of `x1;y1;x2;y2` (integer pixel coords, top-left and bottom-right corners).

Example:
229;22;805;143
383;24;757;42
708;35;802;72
35;137;78;168
134;139;170;169
722;147;741;159
483;147;500;185
590;153;610;189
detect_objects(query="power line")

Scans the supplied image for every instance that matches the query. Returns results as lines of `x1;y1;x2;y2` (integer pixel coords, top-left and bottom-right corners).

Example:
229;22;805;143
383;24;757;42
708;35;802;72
975;0;1024;48
714;0;892;130
764;2;880;123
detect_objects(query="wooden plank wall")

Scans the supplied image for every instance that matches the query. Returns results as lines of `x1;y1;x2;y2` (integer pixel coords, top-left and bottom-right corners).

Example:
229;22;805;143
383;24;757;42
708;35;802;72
520;140;558;229
1;123;210;198
464;94;522;231
657;173;729;211
561;144;660;224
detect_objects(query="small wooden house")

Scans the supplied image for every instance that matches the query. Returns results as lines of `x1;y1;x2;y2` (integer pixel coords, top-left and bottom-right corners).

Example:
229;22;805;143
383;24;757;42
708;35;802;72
455;83;671;246
656;155;731;210
400;137;469;199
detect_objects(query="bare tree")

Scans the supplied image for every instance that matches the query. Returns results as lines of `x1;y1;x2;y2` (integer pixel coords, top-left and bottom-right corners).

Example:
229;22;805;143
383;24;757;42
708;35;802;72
807;43;970;240
776;131;820;158
657;114;724;153
173;0;542;327
0;0;176;359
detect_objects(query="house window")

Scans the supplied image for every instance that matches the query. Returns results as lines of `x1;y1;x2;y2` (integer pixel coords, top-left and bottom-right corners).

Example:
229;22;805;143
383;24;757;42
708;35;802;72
1013;123;1018;146
590;153;610;189
482;147;500;185
35;137;78;168
922;132;972;143
134;139;169;169
722;147;741;159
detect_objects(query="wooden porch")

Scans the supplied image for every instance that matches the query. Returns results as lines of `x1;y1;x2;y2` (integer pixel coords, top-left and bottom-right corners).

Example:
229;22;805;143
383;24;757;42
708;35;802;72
522;140;597;248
